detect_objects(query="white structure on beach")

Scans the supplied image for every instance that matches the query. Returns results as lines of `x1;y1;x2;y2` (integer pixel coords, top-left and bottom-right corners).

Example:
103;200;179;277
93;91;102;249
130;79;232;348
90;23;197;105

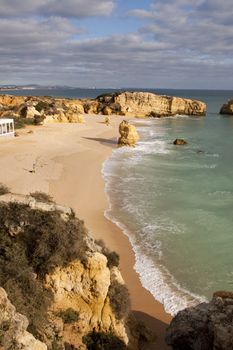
0;119;14;137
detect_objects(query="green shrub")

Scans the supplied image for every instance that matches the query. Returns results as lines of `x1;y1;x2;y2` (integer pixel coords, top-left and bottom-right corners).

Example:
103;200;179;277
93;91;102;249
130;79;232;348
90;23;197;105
95;240;120;268
0;183;10;196
57;308;79;324
13;117;34;129
83;331;127;350
30;191;54;204
107;281;130;320
35;101;51;112
106;251;120;268
0;201;89;339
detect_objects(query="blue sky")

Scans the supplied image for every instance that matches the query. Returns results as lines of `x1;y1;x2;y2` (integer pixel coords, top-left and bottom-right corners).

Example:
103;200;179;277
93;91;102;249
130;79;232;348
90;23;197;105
0;0;232;89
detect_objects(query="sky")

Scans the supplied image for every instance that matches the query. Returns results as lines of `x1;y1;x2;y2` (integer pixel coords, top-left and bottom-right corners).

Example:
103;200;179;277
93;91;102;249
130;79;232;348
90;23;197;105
0;0;232;89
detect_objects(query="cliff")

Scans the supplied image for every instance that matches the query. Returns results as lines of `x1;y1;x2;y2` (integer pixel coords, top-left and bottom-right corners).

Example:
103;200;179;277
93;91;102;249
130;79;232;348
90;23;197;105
0;91;206;128
85;91;206;117
0;287;46;350
0;95;85;126
0;192;136;350
166;291;233;349
219;99;233;114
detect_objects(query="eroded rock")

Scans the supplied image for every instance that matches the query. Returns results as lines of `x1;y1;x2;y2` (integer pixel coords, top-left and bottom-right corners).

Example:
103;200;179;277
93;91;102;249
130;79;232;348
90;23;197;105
96;91;206;117
166;292;233;350
118;120;140;147
220;100;233;115
0;287;47;350
173;139;188;145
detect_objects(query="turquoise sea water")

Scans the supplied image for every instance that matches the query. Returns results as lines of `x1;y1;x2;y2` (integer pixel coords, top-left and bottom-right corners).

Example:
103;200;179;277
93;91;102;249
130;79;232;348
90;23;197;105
3;87;233;314
102;90;233;314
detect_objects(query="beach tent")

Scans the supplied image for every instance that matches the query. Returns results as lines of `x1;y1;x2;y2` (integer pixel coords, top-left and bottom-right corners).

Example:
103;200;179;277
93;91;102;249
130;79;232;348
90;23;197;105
0;118;14;137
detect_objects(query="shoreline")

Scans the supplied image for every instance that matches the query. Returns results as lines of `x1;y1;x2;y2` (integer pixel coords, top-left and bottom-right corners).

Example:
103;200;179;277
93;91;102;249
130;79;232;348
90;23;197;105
49;116;172;349
0;116;171;349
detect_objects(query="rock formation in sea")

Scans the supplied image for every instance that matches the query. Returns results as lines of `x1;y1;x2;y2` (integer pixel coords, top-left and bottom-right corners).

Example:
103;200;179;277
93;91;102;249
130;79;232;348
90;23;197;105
219;99;233;114
118;120;140;147
90;91;206;117
173;139;188;145
0;192;141;350
166;291;233;350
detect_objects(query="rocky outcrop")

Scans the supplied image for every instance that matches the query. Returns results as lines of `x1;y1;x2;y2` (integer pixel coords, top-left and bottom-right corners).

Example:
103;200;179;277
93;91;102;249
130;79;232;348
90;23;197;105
166;291;233;350
45;255;130;349
0;287;47;350
220;99;233;114
118;120;140;147
173;139;187;145
0;94;85;125
95;91;206;117
0;194;135;350
0;92;206;127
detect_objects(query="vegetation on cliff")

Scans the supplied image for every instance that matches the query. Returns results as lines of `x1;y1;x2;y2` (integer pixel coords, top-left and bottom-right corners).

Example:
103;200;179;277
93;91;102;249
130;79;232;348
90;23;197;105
0;92;206;130
0;197;132;349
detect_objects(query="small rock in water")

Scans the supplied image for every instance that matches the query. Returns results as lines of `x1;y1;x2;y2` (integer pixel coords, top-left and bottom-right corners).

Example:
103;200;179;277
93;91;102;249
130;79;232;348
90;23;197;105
173;139;187;145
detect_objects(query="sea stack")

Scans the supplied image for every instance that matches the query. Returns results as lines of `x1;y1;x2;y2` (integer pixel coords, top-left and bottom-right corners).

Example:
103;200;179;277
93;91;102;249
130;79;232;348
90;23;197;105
173;139;188;145
219;99;233;114
118;120;140;147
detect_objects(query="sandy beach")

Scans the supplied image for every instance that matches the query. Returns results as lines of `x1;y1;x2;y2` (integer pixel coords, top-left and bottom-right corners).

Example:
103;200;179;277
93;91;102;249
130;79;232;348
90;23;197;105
0;115;171;349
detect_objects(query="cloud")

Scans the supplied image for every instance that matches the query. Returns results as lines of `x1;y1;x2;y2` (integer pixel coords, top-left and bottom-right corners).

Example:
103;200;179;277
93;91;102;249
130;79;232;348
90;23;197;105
129;1;233;57
0;0;232;88
0;0;115;18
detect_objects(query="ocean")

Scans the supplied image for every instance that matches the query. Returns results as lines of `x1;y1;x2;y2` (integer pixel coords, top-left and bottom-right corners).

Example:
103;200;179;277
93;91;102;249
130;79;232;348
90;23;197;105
3;87;233;315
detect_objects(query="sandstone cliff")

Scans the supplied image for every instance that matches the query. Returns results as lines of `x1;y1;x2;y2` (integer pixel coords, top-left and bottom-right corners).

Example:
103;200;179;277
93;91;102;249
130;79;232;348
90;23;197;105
90;91;206;117
166;291;233;349
0;95;85;126
220;99;233;114
0;91;206;128
0;287;47;350
0;193;135;350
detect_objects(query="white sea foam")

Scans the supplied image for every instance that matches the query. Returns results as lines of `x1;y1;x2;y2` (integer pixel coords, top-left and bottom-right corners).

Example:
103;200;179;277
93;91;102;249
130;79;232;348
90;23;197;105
102;151;207;316
103;206;206;316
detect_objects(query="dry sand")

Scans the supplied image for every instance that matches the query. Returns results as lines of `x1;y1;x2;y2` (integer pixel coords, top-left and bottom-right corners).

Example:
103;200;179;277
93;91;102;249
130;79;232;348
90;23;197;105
0;115;172;349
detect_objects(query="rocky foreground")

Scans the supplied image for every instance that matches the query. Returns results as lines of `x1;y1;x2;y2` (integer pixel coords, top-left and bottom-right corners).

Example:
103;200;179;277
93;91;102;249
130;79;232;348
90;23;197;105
0;191;145;350
166;291;233;350
0;91;206;127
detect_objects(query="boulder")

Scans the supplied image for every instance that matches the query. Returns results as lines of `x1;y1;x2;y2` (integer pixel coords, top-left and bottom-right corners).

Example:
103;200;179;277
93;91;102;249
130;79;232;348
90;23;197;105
67;112;85;123
102;106;113;115
220;99;233;114
166;291;233;350
83;100;99;114
118;120;140;147
173;139;187;145
25;106;41;119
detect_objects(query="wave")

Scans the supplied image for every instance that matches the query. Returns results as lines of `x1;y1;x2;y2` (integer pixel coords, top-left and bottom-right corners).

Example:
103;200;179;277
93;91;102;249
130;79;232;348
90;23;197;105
102;148;207;316
103;201;206;316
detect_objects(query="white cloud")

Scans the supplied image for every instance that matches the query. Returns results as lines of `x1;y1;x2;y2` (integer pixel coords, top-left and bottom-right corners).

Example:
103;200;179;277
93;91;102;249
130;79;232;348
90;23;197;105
0;0;232;88
0;0;115;17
